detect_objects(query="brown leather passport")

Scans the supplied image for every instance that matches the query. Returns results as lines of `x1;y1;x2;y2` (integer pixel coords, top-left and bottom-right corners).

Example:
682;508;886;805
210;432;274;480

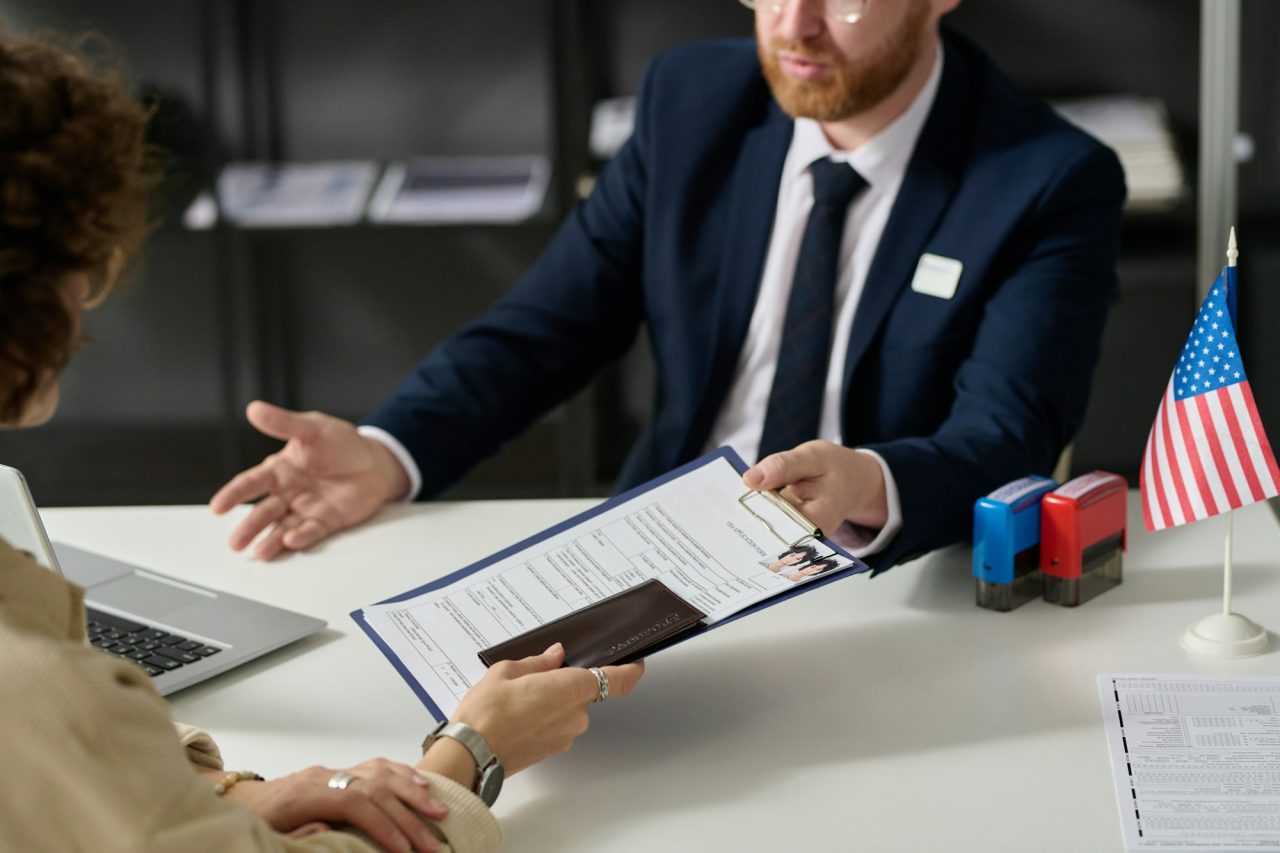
477;579;707;669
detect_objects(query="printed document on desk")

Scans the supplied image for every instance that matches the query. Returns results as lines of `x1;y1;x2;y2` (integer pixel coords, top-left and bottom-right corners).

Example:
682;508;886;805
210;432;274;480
353;448;866;719
1098;674;1280;851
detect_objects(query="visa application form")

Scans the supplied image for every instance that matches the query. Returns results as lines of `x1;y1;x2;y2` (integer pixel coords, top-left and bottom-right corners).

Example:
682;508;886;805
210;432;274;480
356;450;864;719
1098;674;1280;851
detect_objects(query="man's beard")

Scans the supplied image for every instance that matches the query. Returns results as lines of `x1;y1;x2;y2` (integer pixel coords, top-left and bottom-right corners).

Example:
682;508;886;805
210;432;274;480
758;2;930;122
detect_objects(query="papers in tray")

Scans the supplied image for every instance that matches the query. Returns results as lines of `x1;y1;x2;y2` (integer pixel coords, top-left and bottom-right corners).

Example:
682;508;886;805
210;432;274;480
352;448;869;720
1052;95;1186;211
367;155;550;224
210;160;380;227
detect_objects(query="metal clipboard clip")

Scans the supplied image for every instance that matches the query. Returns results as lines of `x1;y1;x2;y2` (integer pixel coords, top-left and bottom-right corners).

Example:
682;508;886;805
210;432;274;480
738;489;823;549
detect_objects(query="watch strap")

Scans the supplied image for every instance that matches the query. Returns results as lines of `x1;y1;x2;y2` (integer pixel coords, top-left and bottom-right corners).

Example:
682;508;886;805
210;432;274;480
422;720;504;806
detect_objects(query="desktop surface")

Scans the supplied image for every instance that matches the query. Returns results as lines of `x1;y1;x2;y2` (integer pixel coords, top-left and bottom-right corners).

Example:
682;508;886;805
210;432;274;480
42;494;1280;853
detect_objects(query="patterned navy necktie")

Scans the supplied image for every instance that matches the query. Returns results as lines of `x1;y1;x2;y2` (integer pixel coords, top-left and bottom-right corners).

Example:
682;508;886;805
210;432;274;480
757;157;868;460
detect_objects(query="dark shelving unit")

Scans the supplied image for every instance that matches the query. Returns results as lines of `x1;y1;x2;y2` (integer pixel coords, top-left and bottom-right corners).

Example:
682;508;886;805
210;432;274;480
1;0;1273;505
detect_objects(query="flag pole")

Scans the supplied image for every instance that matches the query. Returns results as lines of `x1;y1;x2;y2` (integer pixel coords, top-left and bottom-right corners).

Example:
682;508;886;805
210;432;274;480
1222;227;1238;618
1222;512;1233;615
1182;227;1269;657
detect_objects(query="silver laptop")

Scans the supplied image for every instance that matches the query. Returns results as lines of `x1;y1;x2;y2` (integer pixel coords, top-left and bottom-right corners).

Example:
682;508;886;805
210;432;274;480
0;464;325;695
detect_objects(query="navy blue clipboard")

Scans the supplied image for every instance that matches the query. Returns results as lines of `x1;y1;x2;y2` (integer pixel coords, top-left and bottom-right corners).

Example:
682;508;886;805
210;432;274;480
350;447;869;719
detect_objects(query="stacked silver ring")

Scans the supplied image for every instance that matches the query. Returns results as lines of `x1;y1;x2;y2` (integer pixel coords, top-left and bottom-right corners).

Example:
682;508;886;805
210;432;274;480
327;770;357;790
588;666;610;703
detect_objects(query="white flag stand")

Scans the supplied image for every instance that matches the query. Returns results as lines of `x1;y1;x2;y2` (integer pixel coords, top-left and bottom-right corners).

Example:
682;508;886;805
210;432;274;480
1180;229;1270;657
1181;511;1269;656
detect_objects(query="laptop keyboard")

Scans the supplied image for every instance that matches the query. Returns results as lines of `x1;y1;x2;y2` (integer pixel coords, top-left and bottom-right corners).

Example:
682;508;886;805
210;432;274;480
86;607;221;678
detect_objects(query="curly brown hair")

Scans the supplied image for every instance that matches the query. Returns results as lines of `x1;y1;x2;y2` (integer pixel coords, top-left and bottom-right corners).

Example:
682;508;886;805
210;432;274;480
0;31;156;422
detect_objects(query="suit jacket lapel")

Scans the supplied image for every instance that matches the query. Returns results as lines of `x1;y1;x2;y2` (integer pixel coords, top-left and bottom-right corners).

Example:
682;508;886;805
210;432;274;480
681;105;793;461
839;36;973;413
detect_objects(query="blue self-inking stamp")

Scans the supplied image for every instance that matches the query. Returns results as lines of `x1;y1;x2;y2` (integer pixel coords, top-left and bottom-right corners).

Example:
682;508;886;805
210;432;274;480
973;475;1058;611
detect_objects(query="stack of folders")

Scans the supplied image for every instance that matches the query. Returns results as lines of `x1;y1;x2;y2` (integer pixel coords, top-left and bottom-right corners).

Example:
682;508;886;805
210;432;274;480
212;160;380;227
184;156;551;229
1052;95;1187;211
366;156;551;224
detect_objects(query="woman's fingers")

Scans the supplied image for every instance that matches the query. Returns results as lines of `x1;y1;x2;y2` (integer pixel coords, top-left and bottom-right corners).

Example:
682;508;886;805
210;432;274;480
335;794;417;853
369;787;441;853
599;659;646;700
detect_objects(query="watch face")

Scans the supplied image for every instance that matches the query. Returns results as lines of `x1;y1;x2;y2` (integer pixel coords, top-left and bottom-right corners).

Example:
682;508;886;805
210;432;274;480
478;763;505;806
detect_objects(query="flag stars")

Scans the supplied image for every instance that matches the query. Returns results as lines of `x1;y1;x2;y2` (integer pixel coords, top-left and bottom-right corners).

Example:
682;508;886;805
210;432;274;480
1216;309;1224;317
1219;375;1227;384
1213;355;1221;363
1198;359;1205;367
1212;322;1219;330
1228;350;1236;358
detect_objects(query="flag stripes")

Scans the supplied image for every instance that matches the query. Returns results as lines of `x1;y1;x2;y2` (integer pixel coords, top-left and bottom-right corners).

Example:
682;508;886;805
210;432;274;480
1142;379;1278;531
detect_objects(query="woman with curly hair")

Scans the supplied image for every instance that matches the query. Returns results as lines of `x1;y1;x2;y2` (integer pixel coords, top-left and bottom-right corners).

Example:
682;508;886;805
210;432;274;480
0;30;643;853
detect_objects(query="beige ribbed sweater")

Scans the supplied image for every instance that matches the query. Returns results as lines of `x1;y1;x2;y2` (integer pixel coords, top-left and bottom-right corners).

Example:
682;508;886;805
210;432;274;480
0;539;502;852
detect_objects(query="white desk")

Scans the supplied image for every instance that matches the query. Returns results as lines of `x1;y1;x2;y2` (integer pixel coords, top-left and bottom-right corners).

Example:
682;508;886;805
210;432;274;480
43;494;1280;853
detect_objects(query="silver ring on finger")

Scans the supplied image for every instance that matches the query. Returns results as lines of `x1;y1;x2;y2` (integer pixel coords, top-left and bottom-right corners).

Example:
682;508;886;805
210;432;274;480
327;770;357;790
589;666;610;704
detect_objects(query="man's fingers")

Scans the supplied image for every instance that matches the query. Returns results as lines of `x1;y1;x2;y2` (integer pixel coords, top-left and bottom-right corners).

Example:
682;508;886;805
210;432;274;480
743;444;824;491
250;520;292;561
227;495;288;551
600;660;646;700
246;400;324;444
210;464;277;515
282;517;330;552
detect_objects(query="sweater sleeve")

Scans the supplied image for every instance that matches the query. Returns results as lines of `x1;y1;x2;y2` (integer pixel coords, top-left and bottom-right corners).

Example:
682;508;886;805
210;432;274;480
0;548;501;853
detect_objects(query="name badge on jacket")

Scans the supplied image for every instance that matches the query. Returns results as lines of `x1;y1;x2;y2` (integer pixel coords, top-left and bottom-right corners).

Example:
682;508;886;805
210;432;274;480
910;253;963;299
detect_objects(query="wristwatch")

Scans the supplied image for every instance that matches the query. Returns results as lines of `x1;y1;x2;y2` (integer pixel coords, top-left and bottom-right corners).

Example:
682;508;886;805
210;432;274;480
422;720;505;806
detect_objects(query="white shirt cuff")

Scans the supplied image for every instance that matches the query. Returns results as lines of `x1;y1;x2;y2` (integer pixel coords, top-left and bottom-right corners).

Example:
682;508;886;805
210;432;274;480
356;425;422;503
829;449;903;558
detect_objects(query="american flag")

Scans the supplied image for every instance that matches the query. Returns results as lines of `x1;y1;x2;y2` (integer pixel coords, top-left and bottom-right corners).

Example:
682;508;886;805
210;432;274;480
1140;264;1280;531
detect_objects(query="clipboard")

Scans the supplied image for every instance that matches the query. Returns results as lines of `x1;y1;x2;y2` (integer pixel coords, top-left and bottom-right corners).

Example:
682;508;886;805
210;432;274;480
351;447;868;720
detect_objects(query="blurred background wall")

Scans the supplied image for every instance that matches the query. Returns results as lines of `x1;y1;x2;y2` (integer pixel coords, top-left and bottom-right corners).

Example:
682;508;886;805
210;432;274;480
0;0;1276;506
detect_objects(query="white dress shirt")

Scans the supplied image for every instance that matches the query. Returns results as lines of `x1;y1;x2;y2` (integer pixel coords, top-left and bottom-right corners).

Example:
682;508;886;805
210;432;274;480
368;46;943;558
704;46;943;556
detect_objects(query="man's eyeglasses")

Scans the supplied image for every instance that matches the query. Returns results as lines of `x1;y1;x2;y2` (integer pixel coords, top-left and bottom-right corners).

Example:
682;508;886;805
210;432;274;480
738;0;869;25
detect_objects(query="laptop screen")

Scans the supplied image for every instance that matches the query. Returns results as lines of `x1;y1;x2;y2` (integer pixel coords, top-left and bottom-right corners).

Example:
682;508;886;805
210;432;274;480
0;464;63;575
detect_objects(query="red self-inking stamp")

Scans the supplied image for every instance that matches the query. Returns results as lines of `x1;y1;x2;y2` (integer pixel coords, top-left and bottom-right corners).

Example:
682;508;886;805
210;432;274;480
1041;471;1127;606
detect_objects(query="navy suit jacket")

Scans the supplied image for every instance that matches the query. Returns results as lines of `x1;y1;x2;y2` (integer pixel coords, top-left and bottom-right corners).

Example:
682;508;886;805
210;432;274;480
364;31;1126;572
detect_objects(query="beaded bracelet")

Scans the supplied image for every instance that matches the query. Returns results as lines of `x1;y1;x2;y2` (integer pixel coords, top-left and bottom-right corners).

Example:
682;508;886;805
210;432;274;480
213;769;265;796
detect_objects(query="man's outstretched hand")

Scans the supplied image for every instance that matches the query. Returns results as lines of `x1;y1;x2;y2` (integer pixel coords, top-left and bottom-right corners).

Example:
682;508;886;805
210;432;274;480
209;401;410;560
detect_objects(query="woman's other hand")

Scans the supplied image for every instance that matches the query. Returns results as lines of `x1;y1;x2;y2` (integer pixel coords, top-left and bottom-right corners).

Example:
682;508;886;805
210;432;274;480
223;758;448;852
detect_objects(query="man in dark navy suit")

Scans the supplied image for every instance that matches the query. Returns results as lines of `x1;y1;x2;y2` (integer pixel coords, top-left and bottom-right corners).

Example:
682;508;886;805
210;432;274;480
211;0;1125;573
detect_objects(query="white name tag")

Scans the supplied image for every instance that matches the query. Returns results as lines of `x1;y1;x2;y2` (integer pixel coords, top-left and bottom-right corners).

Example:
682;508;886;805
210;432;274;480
910;253;963;299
